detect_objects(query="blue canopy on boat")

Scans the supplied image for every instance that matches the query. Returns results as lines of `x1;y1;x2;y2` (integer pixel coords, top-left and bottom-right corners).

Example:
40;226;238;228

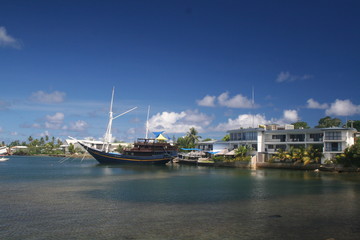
152;131;164;138
207;151;219;154
181;148;202;151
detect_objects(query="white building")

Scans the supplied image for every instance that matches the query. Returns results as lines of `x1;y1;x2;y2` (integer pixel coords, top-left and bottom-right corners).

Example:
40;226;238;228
198;125;358;163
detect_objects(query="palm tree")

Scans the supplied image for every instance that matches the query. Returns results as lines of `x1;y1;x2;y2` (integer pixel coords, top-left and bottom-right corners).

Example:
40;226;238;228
185;127;200;148
289;147;305;163
273;148;290;162
234;145;252;161
304;145;323;165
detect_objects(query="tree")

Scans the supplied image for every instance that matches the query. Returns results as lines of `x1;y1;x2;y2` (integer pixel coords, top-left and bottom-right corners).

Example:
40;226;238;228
222;134;230;141
57;139;63;146
185;127;200;148
336;139;360;167
28;136;33;143
234;145;252;161
176;137;188;150
116;144;124;153
304;145;323;165
202;138;213;142
344;120;360;131
68;143;75;154
292;121;310;129
315;116;342;128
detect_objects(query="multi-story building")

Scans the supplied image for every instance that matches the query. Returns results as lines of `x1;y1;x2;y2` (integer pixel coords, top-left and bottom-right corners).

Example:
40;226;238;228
197;125;357;163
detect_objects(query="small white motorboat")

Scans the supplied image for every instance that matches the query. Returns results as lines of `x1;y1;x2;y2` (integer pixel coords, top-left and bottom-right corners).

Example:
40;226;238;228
0;156;9;162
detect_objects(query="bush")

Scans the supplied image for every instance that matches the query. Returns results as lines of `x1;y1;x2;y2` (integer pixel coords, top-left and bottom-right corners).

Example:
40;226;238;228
336;139;360;167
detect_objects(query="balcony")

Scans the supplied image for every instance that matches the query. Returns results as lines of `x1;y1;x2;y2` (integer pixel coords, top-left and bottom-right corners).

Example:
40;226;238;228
324;137;346;141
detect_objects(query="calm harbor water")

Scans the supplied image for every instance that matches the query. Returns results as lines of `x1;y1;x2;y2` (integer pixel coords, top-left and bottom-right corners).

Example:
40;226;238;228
1;156;360;240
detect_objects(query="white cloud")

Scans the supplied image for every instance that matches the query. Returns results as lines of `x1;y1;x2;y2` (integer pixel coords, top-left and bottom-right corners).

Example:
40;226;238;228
68;120;88;131
0;26;22;49
32;123;41;128
283;109;299;123
46;112;64;123
326;99;360;116
306;98;329;109
148;110;213;133
40;131;50;137
197;92;257;109
197;95;216;107
276;71;313;83
212;114;270;132
45;112;64;129
30;91;66;103
127;128;136;135
218;92;255;108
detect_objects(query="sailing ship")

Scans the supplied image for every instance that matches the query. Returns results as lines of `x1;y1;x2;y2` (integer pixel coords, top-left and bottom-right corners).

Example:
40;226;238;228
77;88;177;164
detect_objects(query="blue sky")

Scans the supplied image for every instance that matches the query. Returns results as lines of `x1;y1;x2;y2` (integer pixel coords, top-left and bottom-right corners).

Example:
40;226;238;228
1;0;360;143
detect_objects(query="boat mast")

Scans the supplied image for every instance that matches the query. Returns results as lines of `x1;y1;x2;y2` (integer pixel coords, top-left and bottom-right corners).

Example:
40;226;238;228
102;87;137;152
145;105;150;139
103;87;115;152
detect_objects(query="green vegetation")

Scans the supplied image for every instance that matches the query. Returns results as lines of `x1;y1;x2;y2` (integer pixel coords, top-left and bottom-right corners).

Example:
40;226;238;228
292;121;310;129
7;136;66;155
176;127;201;149
213;145;253;163
270;146;323;165
234;145;252;161
315;116;342;128
222;134;230;141
335;139;360;167
344;120;360;131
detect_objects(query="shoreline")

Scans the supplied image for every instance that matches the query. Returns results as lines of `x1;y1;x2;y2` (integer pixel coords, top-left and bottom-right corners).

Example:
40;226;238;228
8;153;360;172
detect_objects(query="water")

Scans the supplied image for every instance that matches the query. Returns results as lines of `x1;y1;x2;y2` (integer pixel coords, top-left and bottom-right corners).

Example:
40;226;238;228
1;156;360;240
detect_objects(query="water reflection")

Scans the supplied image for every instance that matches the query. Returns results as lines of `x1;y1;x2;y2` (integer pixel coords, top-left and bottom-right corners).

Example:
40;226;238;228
1;157;360;240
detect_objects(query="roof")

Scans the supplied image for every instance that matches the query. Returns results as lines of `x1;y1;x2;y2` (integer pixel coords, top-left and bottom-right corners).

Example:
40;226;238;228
227;128;265;133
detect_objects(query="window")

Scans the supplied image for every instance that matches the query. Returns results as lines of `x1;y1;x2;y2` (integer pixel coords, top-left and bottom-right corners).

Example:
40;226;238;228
275;145;286;151
230;133;235;141
272;135;286;142
230;131;257;141
289;134;305;142
325;132;341;140
244;132;257;140
310;133;323;141
325;142;342;151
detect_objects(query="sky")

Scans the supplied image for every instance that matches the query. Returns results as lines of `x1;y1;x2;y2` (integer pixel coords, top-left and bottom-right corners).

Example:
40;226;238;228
1;0;360;143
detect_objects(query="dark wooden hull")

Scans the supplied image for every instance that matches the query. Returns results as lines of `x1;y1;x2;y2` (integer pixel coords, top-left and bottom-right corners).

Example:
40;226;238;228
79;142;172;165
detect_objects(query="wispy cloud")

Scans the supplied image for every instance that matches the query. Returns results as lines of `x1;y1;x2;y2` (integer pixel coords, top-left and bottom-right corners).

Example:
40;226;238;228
0;99;11;110
30;91;66;104
197;95;216;107
63;120;89;132
276;71;313;83
197;92;257;109
0;26;22;49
